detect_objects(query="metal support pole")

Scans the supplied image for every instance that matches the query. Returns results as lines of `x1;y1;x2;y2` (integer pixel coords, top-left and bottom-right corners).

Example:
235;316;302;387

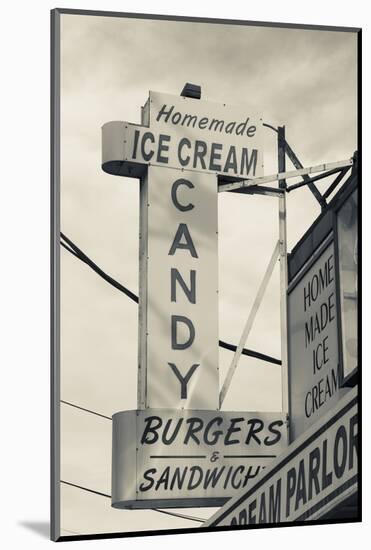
218;158;353;193
284;141;327;210
219;240;280;408
278;126;289;415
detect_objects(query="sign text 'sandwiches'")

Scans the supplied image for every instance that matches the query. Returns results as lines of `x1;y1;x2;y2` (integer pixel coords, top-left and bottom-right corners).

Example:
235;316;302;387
112;410;287;508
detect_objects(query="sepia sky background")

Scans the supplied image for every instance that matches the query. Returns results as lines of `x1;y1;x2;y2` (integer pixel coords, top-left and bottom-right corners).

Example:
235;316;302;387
58;13;357;536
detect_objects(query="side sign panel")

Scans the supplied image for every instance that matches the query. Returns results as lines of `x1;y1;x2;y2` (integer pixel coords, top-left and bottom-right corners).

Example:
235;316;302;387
287;241;348;441
204;388;358;526
112;409;288;508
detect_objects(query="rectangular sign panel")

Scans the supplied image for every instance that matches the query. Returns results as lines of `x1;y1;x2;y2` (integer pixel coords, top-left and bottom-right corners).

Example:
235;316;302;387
204;387;358;526
138;166;219;409
112;409;288;508
287;240;349;441
102;92;264;180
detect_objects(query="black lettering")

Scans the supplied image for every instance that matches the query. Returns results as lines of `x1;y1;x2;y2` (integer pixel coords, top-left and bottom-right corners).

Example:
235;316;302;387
156;467;170;490
295;459;307;511
168;362;199;399
209;118;224;132
240;148;258;176
225;121;236;134
312;384;319;412
171;315;195;350
204;417;224;445
334;425;347;479
258;492;267;523
238;509;248;525
264;420;284;446
209;142;223;171
243;465;261;485
323;335;329;364
231;466;245;489
308;447;321;500
141;132;155;161
141;416;162;444
198;117;208;129
162;418;183;445
235;117;249;136
171;111;182;125
305;391;312;418
132;129;140;159
204;467;225;489
184;417;204;445
170;467;187;490
156;104;174;122
171;178;195;212
223;146;237;173
311;274;319;302
157;134;170;163
245;418;264;445
171;268;196;304
225;417;244;445
322;439;333;489
139;468;156;492
182;113;197;128
305;318;313;348
188;466;203;490
286;467;296;517
248;499;257;524
349;413;358;470
177;138;191;167
193;140;207;169
318;378;324;407
304;282;311;311
269;479;281;522
169;223;198;258
328;255;334;283
246;125;256;137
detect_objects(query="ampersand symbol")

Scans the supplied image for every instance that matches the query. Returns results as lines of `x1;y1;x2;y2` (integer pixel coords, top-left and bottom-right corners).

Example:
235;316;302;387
210;451;220;462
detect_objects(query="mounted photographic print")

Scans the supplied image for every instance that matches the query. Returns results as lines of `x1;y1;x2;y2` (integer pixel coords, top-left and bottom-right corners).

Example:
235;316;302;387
51;8;361;541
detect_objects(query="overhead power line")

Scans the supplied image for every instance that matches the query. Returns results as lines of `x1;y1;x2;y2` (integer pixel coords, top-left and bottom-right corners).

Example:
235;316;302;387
61;399;112;421
60;480;205;523
61;232;138;303
60;232;281;367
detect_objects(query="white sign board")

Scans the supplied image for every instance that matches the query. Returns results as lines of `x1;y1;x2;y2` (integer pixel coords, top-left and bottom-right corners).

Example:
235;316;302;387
102;90;271;510
102;91;263;179
287;239;348;441
139;166;219;409
112;409;288;508
204;387;358;526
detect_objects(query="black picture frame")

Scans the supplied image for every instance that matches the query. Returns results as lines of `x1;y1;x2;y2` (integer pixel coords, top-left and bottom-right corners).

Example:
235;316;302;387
51;8;362;542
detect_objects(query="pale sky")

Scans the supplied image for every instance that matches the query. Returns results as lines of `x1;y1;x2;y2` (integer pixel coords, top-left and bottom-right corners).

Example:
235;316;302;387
58;12;357;537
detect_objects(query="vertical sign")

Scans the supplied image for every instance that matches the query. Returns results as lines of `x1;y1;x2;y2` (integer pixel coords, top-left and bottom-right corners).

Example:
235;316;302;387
288;240;348;440
103;89;279;508
139;166;219;409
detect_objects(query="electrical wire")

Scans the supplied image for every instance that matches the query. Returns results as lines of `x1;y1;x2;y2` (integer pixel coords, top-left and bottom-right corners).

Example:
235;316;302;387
60;232;281;366
60;480;205;523
58;233;281;526
61;232;138;303
61;399;112;421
